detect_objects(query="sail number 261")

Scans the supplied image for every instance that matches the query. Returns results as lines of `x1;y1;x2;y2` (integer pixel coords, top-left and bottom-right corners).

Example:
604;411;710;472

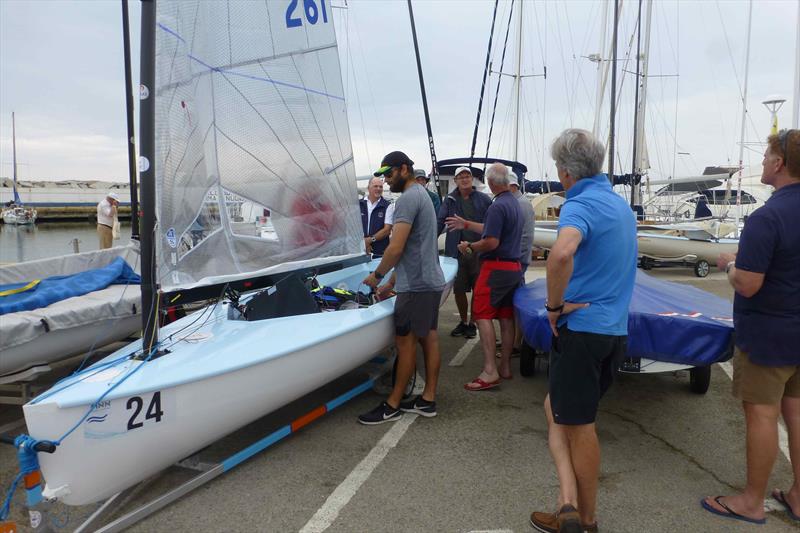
286;0;329;28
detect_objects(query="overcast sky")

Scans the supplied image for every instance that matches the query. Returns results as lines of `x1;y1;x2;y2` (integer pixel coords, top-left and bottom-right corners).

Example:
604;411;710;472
1;0;797;184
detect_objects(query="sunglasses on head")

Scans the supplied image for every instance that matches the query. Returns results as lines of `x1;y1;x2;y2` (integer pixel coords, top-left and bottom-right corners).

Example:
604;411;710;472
778;129;794;166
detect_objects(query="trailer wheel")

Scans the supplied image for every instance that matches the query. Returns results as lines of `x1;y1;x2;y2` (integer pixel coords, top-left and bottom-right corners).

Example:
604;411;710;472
694;260;710;278
520;341;536;377
689;365;711;394
640;257;654;270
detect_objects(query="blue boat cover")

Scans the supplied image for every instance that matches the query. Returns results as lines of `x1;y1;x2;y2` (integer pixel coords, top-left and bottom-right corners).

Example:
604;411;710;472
0;257;140;315
514;271;734;366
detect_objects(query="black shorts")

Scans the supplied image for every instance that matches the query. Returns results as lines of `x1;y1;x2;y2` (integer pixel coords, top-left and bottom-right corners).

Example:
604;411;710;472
549;326;627;425
454;253;480;293
394;291;442;338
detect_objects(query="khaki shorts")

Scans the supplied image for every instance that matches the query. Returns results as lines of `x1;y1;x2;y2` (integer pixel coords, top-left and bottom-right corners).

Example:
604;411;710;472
732;347;800;404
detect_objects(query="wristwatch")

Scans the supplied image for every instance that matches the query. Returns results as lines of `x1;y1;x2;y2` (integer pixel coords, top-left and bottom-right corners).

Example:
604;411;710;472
373;270;384;280
725;261;735;274
369;236;377;243
544;301;564;313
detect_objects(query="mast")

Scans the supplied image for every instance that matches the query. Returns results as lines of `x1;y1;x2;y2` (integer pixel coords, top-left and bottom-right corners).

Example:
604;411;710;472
592;0;610;138
631;0;653;209
630;0;643;209
11;112;19;204
406;0;440;192
794;0;800;128
122;0;140;239
734;0;753;237
469;0;500;164
608;0;620;183
512;0;523;161
139;0;158;355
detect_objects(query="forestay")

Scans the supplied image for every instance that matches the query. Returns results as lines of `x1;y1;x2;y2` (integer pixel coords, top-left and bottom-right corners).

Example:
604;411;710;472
155;0;362;292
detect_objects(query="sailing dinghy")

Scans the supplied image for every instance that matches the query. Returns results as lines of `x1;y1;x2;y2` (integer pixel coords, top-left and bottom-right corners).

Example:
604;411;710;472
21;0;456;507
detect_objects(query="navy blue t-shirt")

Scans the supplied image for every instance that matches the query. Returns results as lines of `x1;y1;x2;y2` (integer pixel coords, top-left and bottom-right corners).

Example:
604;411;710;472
734;182;800;366
481;190;523;260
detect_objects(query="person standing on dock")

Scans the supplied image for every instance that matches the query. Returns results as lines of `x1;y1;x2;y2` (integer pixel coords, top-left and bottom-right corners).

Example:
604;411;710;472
96;192;119;249
437;166;492;340
359;151;445;425
445;162;523;389
414;168;441;213
529;129;636;533
359;176;394;258
703;129;800;526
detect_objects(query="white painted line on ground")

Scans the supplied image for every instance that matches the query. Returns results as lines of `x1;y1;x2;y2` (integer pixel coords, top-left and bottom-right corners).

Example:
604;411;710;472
299;414;418;533
719;361;790;462
469;530;514;533
448;337;480;367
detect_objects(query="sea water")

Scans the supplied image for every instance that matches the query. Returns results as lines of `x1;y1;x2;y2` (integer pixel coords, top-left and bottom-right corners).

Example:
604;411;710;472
0;221;133;264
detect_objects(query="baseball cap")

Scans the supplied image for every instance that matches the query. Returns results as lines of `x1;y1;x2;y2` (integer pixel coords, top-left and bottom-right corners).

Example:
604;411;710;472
374;151;414;177
508;171;519;187
107;192;120;201
414;168;429;180
454;166;473;178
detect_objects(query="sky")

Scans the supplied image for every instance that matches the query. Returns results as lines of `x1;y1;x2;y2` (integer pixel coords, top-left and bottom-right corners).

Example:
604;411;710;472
0;0;798;184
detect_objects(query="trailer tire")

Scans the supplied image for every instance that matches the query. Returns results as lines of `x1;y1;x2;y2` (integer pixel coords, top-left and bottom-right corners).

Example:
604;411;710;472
690;365;711;394
640;257;654;270
520;341;536;377
694;260;710;278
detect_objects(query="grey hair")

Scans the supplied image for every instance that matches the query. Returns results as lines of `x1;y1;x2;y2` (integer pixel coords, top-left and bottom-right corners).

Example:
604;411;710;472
550;128;606;180
485;162;509;186
368;176;383;187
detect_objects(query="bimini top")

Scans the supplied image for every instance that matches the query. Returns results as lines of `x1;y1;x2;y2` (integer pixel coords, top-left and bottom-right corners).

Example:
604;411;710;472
436;157;528;182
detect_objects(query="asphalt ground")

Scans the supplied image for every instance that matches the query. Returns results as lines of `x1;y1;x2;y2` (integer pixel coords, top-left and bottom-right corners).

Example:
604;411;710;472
1;261;798;532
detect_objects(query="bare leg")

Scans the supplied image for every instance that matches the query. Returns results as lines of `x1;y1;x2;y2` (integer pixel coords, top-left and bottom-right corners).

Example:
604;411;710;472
454;292;469;324
475;319;499;381
417;331;440;402
563;422;600;525
497;317;515;378
704;400;780;520
778;396;800;513
387;333;418;408
544;395;578;508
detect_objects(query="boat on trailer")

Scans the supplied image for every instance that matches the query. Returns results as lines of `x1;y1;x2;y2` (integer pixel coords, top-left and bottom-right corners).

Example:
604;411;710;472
20;0;457;507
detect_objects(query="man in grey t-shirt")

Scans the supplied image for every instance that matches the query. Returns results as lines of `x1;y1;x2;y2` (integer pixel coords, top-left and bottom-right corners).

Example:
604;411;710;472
359;151;445;425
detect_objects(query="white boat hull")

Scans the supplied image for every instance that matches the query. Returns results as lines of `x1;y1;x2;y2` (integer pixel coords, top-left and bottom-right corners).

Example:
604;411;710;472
2;206;37;225
23;257;457;506
637;232;738;263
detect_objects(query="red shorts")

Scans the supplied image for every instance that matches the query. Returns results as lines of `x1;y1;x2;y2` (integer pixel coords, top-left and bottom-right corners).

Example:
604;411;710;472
472;259;521;320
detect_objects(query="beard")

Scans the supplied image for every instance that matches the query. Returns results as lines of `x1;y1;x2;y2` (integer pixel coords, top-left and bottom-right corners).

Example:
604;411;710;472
389;174;410;193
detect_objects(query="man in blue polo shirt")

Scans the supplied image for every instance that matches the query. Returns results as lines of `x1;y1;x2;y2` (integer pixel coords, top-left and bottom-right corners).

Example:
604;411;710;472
529;129;637;533
702;129;800;526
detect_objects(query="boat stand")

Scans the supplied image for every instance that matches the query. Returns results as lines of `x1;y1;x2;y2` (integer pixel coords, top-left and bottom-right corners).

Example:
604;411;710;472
71;355;394;533
0;366;52;405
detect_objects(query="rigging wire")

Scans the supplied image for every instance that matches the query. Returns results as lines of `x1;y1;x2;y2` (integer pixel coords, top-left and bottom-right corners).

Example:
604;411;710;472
483;0;515;161
469;0;501;162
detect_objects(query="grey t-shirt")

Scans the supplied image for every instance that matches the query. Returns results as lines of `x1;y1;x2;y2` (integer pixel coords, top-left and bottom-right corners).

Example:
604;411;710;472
513;190;535;265
392;183;446;293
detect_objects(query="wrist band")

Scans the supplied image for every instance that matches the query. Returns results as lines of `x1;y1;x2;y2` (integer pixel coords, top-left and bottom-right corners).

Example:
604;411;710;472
725;261;735;274
545;301;564;313
373;270;384;280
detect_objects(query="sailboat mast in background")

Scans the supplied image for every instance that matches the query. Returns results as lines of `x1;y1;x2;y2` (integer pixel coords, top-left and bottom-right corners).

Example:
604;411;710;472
734;0;754;238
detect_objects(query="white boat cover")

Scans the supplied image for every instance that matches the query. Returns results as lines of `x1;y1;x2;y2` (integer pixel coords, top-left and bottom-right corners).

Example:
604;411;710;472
0;243;141;375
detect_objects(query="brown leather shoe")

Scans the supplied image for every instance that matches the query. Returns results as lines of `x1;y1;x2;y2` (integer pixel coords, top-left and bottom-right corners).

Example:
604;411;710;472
529;505;598;533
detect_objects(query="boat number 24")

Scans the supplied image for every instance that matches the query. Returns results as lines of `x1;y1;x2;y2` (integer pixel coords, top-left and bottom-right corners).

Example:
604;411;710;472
285;0;329;28
127;392;164;431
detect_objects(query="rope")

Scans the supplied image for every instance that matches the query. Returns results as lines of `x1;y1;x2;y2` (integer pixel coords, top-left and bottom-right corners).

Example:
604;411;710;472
0;279;40;297
469;0;501;162
484;0;515;161
0;435;41;521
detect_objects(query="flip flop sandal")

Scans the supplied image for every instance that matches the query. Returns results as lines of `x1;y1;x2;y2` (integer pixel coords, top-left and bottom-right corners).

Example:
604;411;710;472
772;490;800;521
700;496;766;525
464;377;500;391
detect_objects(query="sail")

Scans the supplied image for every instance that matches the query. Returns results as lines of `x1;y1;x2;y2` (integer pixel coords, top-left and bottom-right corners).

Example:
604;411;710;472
155;0;363;292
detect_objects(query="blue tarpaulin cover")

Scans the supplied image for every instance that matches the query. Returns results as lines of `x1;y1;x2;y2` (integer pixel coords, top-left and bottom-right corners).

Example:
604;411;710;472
0;257;140;315
514;271;734;366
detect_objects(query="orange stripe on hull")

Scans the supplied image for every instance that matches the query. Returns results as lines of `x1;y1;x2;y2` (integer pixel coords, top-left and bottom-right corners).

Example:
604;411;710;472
291;406;327;432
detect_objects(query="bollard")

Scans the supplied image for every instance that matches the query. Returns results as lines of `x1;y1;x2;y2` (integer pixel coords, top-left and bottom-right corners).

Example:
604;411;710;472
69;238;80;254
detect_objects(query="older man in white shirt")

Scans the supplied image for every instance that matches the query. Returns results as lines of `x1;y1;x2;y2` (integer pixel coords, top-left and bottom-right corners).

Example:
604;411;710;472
97;192;120;249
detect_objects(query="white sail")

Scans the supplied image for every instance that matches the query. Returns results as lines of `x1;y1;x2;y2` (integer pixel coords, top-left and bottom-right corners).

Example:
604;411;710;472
155;0;363;292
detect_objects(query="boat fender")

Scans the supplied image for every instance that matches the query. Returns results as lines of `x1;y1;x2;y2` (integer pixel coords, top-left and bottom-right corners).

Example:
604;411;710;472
39;319;50;333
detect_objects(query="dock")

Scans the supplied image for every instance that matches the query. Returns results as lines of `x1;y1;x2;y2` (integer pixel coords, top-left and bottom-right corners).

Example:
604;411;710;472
0;263;796;532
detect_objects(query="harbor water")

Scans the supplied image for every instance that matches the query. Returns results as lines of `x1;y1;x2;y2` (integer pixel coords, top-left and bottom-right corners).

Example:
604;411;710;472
0;221;133;264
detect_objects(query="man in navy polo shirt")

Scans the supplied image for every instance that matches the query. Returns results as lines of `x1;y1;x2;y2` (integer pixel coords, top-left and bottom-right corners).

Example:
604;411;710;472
529;129;636;533
446;162;523;390
359;176;394;257
702;129;800;526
